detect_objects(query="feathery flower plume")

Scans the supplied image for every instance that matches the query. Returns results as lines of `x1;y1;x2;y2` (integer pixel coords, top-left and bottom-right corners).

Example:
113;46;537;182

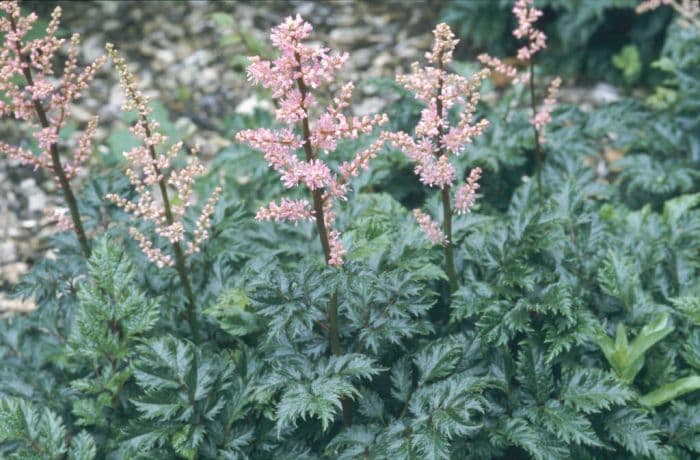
476;54;518;81
105;44;221;342
413;209;447;245
236;16;387;426
477;0;561;192
385;24;488;189
0;1;106;256
455;166;482;215
531;77;561;143
477;0;558;94
236;15;388;267
105;44;221;268
477;0;546;85
512;0;547;61
384;23;485;291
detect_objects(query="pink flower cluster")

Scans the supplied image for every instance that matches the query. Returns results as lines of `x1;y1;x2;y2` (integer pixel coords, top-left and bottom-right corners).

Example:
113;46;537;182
531;77;562;143
413;209;447;245
478;0;547;83
255;197;313;223
44;207;74;232
477;0;561;143
455;167;482;215
236;15;388;266
512;0;547;61
636;0;674;13
0;1;104;200
385;24;488;186
104;44;221;268
383;23;485;243
476;54;518;81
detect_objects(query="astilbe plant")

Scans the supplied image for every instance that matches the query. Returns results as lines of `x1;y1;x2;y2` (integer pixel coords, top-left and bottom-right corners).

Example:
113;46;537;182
478;0;561;195
104;44;222;342
4;1;700;459
235;15;388;425
384;23;486;293
0;0;105;257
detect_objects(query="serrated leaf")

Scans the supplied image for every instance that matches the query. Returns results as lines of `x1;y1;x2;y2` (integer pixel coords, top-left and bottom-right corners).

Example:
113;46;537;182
663;193;700;226
391;357;413;403
561;369;634;414
67;431;97;460
606;408;667;458
415;337;464;385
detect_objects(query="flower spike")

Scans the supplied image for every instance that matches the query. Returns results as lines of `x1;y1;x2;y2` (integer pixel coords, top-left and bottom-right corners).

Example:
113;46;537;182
0;0;106;256
236;15;388;266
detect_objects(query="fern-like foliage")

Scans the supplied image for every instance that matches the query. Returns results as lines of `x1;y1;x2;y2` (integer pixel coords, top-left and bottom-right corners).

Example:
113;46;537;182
2;3;700;459
0;397;96;460
121;336;239;459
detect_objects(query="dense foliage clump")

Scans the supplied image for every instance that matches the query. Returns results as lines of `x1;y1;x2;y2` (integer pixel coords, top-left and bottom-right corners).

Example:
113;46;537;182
2;1;700;459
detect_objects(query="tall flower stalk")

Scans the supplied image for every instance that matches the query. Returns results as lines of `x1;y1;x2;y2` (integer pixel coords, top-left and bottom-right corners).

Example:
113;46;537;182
105;45;221;343
385;23;486;293
0;1;105;257
236;15;387;426
479;0;561;196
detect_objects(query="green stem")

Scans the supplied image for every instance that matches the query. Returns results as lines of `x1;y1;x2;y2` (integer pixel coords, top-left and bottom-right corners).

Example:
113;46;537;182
296;66;351;428
10;15;91;258
528;61;543;198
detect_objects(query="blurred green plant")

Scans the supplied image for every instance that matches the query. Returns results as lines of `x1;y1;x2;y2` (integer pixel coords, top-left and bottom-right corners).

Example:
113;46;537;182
441;0;671;86
612;44;642;86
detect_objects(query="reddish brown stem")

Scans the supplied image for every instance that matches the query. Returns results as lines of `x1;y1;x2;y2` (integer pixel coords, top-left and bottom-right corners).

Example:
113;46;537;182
529;61;543;198
141;119;200;343
441;187;458;293
295;64;350;428
434;55;458;293
10;15;91;258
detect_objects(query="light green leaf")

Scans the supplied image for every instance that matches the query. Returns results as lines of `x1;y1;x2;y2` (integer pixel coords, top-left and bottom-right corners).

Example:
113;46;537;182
639;376;700;408
662;193;700;226
627;314;674;366
204;288;261;337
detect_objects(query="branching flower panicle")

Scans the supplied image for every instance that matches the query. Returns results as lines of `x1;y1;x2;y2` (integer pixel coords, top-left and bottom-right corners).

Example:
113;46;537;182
477;0;547;84
384;23;485;292
413;209;447;245
512;0;547;61
477;0;561;193
236;15;388;267
384;24;485;241
0;1;105;255
455;166;482;215
105;44;221;268
236;16;387;426
531;76;561;143
0;2;104;177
